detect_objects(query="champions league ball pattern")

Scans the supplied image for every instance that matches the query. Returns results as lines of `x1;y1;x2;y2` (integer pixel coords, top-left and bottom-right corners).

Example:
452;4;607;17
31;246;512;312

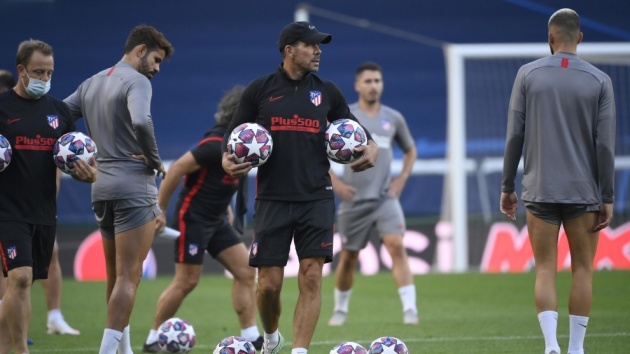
325;118;367;164
330;341;369;354
157;317;196;353
227;123;273;167
0;134;12;172
53;132;97;174
213;336;256;354
368;336;409;354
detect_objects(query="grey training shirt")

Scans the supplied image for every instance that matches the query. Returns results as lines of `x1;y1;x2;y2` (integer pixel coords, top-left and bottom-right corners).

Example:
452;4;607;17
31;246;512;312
340;103;415;201
502;52;616;204
64;61;162;201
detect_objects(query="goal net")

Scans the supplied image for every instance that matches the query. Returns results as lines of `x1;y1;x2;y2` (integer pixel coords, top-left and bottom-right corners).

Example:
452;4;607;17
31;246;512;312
443;43;630;271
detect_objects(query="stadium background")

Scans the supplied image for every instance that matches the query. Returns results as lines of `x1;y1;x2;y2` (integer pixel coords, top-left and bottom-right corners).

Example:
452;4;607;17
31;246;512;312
0;0;628;276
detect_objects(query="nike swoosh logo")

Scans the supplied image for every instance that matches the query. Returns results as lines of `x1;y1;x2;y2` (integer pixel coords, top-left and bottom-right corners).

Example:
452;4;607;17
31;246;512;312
321;242;332;248
578;323;587;328
269;95;284;102
7;118;21;124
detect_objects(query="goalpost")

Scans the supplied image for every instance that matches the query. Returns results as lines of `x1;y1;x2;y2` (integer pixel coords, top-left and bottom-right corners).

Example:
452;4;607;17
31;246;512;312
444;43;630;271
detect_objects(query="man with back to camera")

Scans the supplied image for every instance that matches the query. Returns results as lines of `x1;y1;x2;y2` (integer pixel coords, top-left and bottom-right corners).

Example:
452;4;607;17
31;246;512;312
327;61;419;327
500;8;615;354
64;25;174;354
0;39;95;354
221;21;379;354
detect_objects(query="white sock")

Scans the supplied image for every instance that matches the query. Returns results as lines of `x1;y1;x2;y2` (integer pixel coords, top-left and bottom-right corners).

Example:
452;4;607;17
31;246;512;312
538;311;560;353
99;328;123;354
398;284;417;313
291;348;307;354
146;329;158;344
334;288;352;313
47;308;63;323
568;315;589;354
118;325;133;354
264;330;279;347
241;325;261;342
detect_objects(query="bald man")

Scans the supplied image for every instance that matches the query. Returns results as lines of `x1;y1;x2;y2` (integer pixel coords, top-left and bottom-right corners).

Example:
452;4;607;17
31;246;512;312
501;8;615;354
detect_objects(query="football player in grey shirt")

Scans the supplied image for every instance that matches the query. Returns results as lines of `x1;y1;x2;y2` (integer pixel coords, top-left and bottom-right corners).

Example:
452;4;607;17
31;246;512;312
500;9;615;354
328;62;418;327
64;25;173;354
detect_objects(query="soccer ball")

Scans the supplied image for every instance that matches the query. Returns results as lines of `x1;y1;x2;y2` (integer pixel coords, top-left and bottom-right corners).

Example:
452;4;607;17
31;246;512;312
213;336;256;354
325;118;367;164
0;134;12;172
53;131;97;174
330;341;368;354
227;122;273;167
368;336;408;354
157;317;196;353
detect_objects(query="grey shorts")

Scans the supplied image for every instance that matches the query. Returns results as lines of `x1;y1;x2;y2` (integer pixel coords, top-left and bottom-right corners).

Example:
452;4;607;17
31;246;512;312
524;201;600;225
336;197;406;252
92;198;161;239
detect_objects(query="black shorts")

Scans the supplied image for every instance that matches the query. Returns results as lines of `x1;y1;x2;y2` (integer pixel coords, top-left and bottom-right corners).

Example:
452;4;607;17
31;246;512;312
524;201;600;225
172;217;242;264
250;199;335;267
0;221;56;280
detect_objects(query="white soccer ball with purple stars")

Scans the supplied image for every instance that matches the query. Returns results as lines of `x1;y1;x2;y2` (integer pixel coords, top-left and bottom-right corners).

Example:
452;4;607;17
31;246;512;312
157;317;196;353
330;341;368;354
0;134;12;172
227;122;273;167
325;118;367;164
53;131;97;174
368;336;409;354
213;335;256;354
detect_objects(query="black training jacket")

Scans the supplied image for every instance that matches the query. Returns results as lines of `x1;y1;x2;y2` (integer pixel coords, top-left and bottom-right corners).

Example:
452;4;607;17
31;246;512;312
223;65;370;202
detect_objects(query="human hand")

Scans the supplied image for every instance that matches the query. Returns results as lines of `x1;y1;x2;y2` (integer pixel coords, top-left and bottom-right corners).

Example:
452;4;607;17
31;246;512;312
500;192;518;221
131;155;166;179
155;213;167;234
350;140;378;172
222;152;252;178
335;181;356;202
131;154;148;165
155;164;167;179
387;176;406;198
72;157;97;183
594;202;613;231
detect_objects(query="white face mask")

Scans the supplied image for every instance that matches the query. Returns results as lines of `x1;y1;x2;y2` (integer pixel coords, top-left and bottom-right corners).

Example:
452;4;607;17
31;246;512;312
22;71;51;98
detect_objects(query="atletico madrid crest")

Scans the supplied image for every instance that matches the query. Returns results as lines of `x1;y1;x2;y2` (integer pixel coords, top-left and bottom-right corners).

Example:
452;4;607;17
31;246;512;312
310;91;322;106
47;115;59;129
7;246;16;260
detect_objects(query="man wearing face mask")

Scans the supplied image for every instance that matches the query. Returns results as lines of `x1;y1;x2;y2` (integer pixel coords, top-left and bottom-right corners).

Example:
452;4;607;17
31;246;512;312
0;69;81;343
64;25;173;354
0;40;96;354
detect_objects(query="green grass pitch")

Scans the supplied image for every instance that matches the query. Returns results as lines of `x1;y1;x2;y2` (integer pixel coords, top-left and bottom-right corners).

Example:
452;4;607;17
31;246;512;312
25;270;630;353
